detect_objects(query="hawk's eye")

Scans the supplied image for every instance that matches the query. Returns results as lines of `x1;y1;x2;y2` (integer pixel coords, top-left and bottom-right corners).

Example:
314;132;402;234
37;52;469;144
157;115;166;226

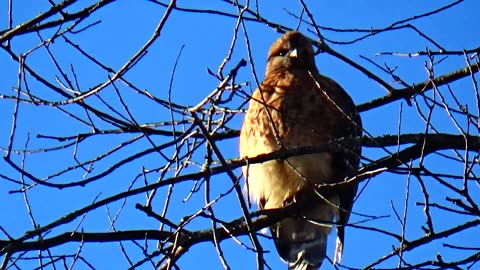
276;49;289;57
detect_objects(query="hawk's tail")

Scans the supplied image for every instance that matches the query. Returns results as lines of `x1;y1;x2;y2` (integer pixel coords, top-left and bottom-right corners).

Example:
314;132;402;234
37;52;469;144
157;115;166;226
271;218;329;270
270;196;341;270
286;235;326;270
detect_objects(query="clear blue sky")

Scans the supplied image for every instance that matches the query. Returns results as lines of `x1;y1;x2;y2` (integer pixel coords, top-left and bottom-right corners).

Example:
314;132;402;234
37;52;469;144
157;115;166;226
1;1;479;269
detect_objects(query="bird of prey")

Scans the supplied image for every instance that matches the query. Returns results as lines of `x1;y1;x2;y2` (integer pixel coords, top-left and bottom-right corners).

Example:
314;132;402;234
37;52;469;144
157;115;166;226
239;31;362;269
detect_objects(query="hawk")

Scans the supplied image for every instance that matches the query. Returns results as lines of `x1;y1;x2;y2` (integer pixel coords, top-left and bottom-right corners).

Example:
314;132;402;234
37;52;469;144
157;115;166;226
239;32;362;269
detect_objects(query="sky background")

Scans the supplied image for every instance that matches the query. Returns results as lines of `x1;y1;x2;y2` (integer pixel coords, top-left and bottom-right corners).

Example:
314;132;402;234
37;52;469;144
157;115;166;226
1;0;480;269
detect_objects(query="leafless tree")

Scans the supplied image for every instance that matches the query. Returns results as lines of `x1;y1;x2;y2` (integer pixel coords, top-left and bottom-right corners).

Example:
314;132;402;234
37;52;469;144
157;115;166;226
1;1;479;269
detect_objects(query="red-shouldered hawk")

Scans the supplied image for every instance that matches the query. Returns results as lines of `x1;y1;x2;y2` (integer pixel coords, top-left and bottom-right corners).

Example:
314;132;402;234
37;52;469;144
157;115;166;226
239;32;362;269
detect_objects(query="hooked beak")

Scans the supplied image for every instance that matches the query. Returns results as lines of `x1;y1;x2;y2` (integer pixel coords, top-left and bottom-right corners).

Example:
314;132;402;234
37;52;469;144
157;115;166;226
289;48;298;58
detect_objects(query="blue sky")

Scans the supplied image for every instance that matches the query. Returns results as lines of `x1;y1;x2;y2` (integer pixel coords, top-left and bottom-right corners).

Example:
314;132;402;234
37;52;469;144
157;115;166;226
1;0;480;269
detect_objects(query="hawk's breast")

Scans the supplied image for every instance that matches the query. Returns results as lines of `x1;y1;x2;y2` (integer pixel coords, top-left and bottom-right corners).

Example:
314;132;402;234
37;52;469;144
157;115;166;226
240;78;337;209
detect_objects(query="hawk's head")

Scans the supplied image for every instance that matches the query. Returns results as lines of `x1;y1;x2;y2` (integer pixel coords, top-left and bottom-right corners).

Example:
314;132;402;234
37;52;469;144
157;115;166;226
266;31;318;76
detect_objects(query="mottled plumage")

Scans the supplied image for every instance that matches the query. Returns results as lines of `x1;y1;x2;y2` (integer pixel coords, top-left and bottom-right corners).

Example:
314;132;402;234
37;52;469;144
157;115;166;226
239;32;362;269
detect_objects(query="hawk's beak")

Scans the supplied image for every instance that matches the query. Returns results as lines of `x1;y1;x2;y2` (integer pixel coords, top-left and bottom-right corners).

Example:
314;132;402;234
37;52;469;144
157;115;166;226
289;48;298;58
